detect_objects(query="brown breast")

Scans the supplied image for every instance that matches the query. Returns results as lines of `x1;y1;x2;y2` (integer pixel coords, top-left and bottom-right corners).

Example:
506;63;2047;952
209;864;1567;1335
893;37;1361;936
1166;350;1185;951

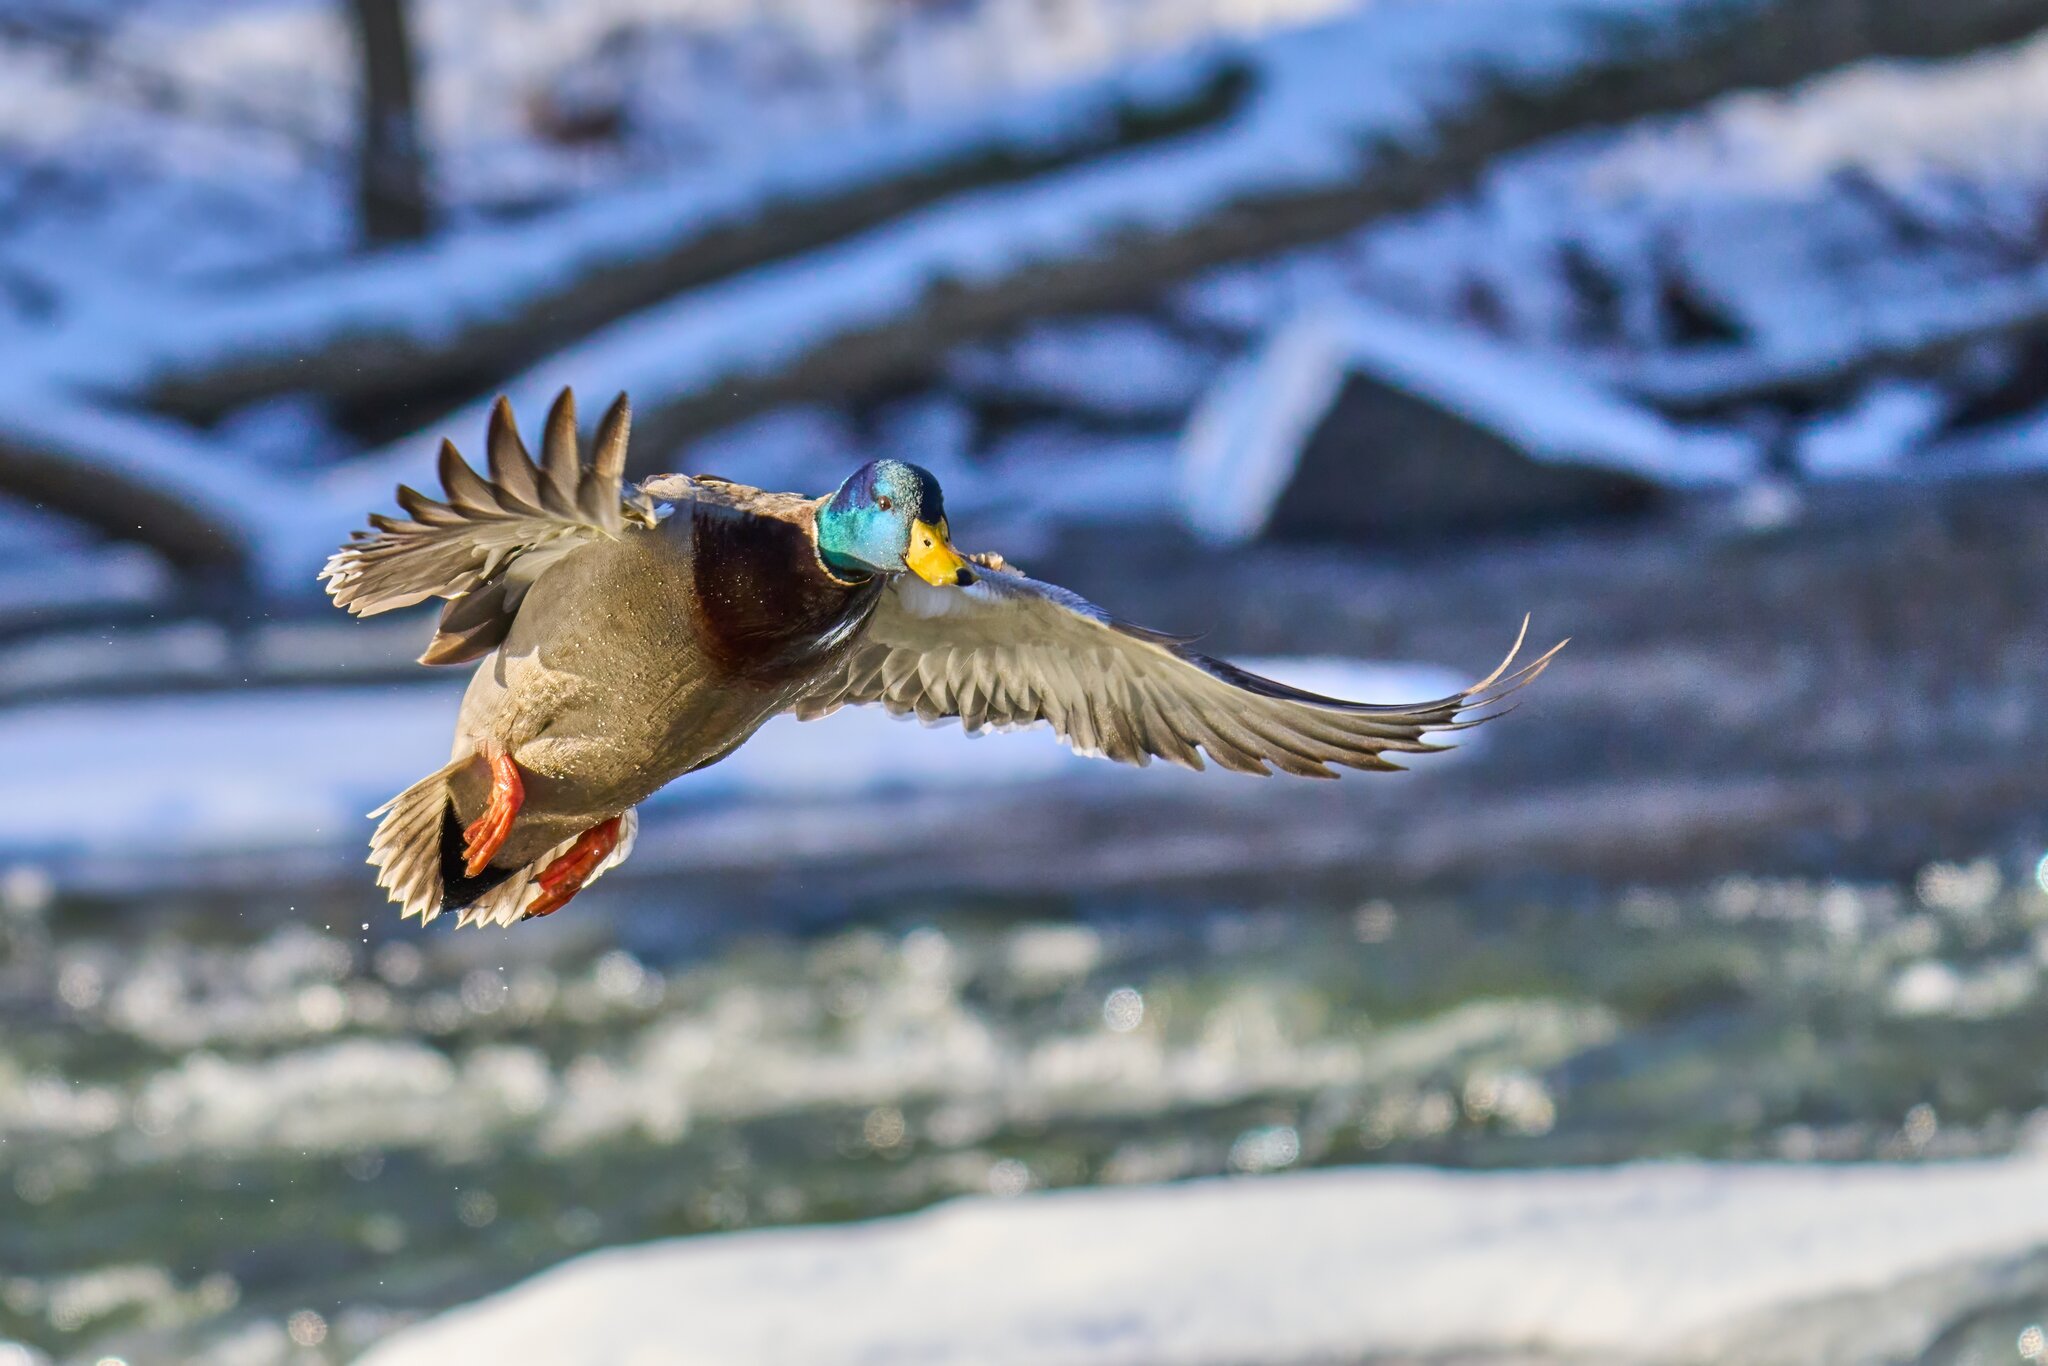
685;498;881;685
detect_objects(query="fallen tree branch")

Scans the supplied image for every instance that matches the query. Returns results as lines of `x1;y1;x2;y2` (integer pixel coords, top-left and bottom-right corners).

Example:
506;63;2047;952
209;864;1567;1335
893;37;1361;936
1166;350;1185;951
117;59;1253;427
0;398;260;584
1601;264;2048;414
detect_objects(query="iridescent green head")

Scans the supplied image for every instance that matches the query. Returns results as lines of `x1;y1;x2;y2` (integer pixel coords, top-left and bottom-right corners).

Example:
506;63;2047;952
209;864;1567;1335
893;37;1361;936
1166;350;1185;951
815;459;973;586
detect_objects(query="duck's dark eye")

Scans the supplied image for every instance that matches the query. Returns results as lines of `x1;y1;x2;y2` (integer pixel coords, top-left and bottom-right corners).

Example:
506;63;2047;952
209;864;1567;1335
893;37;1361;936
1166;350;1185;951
876;495;893;511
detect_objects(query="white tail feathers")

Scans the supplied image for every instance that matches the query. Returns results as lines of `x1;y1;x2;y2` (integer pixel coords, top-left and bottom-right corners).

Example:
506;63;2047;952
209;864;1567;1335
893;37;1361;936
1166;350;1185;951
366;765;639;928
367;758;465;924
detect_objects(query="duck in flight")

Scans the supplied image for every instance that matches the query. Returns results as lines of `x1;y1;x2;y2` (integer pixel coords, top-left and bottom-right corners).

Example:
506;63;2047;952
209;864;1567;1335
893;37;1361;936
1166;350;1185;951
323;389;1561;927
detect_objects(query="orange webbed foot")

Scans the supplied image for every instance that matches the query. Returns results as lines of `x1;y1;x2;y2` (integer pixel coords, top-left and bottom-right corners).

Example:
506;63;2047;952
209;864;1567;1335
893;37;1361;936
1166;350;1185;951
462;750;525;878
524;816;623;920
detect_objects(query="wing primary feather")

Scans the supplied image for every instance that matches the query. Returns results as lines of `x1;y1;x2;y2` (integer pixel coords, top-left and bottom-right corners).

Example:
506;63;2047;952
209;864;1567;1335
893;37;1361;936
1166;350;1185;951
437;440;500;514
782;576;1558;781
485;397;546;511
1133;680;1206;771
1464;613;1531;694
1234;711;1345;777
1183;709;1272;775
1104;668;1156;766
1463;637;1567;708
1444;700;1523;730
582;392;631;530
539;388;582;516
394;485;463;527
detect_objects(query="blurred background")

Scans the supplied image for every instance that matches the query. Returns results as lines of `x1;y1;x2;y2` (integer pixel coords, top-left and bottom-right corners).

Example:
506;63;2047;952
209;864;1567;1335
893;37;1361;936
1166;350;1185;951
5;0;2048;1361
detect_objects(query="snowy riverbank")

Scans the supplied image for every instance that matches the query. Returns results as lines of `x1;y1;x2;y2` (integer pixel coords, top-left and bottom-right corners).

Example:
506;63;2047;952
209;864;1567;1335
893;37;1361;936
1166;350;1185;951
362;1155;2048;1366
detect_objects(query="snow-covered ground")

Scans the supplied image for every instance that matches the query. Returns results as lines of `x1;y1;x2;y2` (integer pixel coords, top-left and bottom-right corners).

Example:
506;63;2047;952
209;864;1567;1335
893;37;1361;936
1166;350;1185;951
419;11;2048;512
1350;28;2048;362
360;1155;2048;1366
301;10;2048;596
9;0;1803;598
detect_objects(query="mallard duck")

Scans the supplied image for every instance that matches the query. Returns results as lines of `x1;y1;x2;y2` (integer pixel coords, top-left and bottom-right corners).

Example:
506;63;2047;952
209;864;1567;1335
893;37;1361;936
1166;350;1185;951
323;388;1560;927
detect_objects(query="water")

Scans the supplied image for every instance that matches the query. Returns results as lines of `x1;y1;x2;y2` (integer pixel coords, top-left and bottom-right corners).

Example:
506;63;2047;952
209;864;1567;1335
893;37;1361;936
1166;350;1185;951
3;858;2046;1363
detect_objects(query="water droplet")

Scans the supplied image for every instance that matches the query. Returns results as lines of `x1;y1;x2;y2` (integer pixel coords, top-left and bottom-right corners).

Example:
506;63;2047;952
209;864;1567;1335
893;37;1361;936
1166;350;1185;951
1102;986;1145;1033
988;1158;1032;1197
286;1309;327;1347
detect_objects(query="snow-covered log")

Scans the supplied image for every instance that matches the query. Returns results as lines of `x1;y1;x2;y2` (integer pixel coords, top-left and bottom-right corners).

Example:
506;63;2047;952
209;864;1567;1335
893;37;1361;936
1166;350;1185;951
1609;263;2048;414
317;0;2048;493
0;399;264;584
1175;304;1753;545
54;0;2042;446
115;60;1254;424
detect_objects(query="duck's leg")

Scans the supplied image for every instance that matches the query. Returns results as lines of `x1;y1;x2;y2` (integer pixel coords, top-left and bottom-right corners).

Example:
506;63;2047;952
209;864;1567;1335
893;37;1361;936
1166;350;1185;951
524;816;623;920
462;749;525;878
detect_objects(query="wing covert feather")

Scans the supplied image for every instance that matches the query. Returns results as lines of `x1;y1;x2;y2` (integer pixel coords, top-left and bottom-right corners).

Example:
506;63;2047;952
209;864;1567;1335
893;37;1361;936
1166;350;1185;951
791;565;1560;777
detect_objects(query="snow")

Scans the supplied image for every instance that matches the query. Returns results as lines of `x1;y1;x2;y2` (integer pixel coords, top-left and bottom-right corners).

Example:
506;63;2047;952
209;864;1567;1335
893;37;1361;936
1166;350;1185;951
36;43;1239;396
1796;379;1951;479
1338;25;2048;433
1177;309;1352;545
1332;304;1756;484
1605;263;2048;410
0;390;288;574
946;316;1220;419
0;657;1470;864
272;0;1736;567
6;0;1424;603
360;1155;2048;1366
0;547;166;620
24;0;2044;595
0;0;1359;308
12;0;2048;603
1176;303;1755;545
0;499;168;619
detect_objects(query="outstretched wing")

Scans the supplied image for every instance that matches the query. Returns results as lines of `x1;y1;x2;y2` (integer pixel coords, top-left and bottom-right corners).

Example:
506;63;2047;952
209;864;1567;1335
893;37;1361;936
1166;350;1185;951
791;563;1560;777
321;388;650;664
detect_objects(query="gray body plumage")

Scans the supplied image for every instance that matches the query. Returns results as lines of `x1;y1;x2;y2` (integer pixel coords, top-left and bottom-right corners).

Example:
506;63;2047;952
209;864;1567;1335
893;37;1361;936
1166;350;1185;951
447;524;757;867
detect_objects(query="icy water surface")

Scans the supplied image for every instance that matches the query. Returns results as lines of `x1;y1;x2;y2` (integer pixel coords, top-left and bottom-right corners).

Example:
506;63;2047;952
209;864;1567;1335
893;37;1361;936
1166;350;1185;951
3;859;2048;1363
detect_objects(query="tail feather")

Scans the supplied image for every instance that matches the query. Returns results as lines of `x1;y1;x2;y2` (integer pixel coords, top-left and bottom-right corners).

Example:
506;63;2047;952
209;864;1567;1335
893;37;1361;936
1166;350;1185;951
367;758;469;924
368;765;640;928
452;867;539;930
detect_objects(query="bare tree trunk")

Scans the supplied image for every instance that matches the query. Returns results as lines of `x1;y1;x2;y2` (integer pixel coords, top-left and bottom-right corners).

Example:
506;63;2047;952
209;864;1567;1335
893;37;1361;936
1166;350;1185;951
346;0;431;245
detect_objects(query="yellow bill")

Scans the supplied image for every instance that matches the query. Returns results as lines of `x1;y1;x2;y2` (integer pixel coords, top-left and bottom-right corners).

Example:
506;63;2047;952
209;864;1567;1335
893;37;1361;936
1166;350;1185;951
906;518;973;586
